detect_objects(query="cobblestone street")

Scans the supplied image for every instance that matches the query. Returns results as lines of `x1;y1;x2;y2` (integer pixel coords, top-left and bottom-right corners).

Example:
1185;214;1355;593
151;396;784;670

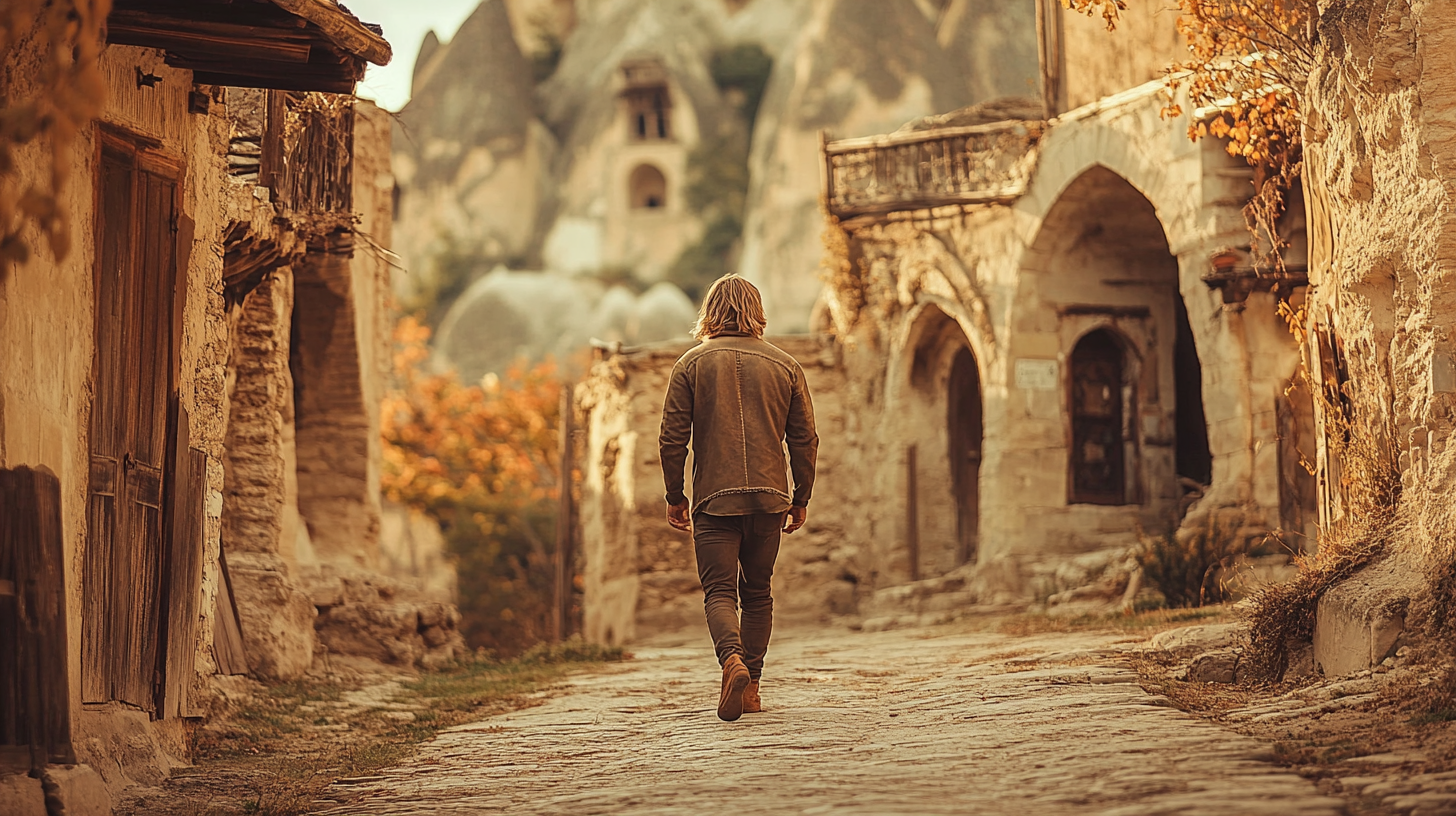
314;624;1347;815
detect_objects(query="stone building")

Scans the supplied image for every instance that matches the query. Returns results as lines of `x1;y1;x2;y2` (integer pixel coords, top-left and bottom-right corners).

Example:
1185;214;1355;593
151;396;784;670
218;92;465;683
576;1;1318;642
0;3;425;812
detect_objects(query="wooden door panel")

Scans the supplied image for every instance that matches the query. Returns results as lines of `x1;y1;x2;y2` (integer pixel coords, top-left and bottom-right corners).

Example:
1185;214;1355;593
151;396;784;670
86;142;178;715
81;491;115;704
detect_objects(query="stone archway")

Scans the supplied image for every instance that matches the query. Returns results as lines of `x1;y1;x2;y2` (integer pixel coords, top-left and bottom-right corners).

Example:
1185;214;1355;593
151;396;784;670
1017;165;1210;520
900;305;983;578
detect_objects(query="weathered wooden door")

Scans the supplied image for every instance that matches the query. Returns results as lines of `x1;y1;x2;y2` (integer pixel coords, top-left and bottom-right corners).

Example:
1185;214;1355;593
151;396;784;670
83;142;178;711
1069;330;1127;505
947;347;982;565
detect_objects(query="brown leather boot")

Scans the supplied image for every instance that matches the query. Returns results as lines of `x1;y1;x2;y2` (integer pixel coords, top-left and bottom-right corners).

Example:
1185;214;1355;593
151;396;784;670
717;655;751;721
743;680;762;714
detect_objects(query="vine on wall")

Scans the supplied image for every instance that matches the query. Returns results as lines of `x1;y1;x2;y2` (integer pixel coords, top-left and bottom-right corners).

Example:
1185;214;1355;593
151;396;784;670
0;0;111;269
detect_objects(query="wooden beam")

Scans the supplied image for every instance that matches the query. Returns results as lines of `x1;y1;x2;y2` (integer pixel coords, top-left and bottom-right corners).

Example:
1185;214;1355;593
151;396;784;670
107;9;317;45
106;25;312;64
187;66;359;94
268;0;392;65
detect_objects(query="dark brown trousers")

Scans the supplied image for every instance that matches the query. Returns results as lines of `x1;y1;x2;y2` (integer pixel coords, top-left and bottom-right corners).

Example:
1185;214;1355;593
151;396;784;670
692;511;784;680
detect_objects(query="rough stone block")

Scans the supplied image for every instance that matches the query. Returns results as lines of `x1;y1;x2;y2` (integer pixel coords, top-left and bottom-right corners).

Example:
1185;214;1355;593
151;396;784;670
0;773;46;816
1146;622;1245;656
1186;650;1239;684
40;764;112;816
1313;553;1411;677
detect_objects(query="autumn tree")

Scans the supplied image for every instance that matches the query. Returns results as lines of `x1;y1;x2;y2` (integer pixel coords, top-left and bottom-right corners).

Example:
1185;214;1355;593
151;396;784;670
1062;0;1315;266
381;315;564;656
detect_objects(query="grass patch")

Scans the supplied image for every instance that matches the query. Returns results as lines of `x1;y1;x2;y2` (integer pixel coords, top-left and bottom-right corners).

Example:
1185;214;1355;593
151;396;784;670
1137;510;1256;609
174;640;627;816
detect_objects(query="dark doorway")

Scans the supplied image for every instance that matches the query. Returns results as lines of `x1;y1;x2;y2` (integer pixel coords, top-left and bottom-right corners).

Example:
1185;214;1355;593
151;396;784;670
1069;330;1127;505
947;347;982;565
1173;296;1212;486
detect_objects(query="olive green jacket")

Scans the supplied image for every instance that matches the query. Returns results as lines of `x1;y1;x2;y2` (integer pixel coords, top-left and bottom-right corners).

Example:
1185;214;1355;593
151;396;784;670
659;334;818;513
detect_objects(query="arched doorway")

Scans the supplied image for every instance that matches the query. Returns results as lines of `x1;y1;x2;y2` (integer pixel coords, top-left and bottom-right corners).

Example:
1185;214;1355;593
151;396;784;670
1017;165;1212;518
947;346;983;564
1069;329;1129;505
629;164;667;210
903;305;982;576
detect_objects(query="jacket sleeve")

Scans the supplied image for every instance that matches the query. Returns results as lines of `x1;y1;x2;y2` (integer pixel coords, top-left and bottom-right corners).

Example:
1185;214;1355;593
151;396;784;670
786;365;819;508
659;361;693;506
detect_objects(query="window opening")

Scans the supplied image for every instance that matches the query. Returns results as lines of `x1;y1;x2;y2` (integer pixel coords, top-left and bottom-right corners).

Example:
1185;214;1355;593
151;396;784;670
629;163;668;210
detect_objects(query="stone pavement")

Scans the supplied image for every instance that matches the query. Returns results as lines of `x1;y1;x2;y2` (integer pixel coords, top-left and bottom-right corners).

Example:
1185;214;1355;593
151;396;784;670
315;625;1347;815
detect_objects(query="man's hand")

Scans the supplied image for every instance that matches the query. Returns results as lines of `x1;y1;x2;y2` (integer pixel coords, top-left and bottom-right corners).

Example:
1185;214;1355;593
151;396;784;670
666;500;692;532
783;506;807;534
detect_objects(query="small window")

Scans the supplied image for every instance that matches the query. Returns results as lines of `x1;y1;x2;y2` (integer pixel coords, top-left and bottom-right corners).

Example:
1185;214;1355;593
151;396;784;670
625;87;671;141
629;164;668;210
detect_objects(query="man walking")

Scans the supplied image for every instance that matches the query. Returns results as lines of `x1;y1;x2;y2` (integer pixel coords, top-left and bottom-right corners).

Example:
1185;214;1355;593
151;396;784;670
659;274;818;722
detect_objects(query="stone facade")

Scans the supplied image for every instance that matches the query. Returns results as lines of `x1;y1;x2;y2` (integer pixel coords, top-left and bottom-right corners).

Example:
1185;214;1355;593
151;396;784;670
577;4;1319;643
0;43;235;799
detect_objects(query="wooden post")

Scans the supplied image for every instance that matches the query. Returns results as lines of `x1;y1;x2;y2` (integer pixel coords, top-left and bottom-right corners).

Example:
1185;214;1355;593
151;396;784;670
553;384;576;642
906;445;920;583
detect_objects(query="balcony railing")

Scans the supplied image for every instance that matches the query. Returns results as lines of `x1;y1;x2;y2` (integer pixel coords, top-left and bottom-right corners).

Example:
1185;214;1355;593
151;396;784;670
823;120;1043;219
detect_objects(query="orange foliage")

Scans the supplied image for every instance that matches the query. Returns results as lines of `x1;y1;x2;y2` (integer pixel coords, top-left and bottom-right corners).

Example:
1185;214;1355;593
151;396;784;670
381;315;563;654
381;315;560;521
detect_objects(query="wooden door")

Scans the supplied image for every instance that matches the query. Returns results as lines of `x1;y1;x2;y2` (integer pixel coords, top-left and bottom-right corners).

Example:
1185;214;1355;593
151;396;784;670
83;143;178;712
1069;330;1127;505
947;347;982;565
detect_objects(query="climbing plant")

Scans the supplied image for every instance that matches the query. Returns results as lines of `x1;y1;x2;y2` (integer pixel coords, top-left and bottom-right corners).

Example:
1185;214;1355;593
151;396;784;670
381;315;564;655
1061;0;1315;266
0;0;112;269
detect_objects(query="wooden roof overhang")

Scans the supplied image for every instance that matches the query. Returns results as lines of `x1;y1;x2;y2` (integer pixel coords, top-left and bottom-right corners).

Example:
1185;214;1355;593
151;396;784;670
106;0;392;94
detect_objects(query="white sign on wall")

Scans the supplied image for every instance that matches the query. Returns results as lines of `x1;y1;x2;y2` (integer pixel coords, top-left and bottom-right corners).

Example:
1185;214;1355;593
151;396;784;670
1014;358;1059;390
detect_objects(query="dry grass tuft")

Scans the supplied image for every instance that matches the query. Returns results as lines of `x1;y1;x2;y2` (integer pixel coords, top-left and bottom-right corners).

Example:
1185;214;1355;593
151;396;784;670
1242;511;1393;681
1137;510;1254;609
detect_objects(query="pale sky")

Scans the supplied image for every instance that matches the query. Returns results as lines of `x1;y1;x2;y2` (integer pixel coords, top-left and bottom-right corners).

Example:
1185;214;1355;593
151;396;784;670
347;0;484;112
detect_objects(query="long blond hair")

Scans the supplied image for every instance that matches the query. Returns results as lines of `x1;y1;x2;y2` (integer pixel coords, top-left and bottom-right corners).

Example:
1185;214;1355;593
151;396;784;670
692;274;766;339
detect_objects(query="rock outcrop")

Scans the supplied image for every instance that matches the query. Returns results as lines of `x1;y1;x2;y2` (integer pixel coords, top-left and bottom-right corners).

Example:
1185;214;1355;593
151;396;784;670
393;0;556;299
433;268;695;381
737;0;1001;331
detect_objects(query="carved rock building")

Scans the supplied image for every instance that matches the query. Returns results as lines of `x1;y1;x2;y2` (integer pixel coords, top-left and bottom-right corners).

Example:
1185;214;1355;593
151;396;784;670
577;1;1318;643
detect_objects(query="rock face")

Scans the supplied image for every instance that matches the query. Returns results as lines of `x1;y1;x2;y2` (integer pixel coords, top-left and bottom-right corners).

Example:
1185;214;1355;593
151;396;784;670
433;268;696;382
393;0;1054;342
738;0;1034;331
393;0;555;298
1300;2;1456;675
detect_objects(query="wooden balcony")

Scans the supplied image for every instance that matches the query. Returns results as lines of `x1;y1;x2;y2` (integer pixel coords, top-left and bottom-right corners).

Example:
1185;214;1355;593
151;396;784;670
823;120;1044;220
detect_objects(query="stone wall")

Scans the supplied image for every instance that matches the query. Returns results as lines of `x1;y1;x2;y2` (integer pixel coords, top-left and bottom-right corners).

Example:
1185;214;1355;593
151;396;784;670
218;99;465;675
1301;0;1456;674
